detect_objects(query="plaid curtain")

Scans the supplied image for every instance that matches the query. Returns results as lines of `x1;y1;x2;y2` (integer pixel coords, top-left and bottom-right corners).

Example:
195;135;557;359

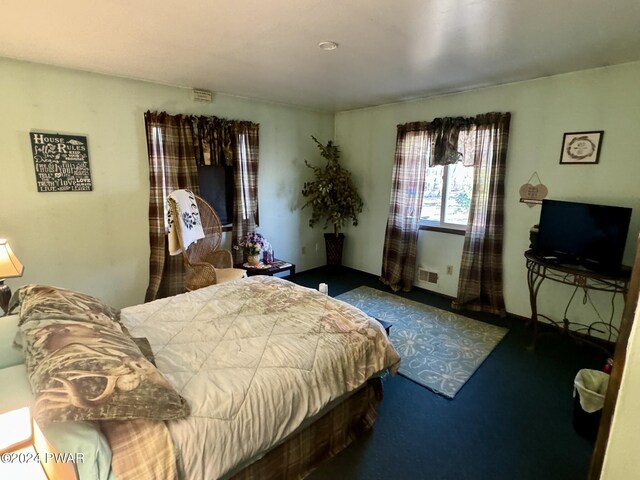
429;117;474;167
192;116;234;167
145;112;260;298
452;112;511;316
144;112;200;302
231;121;260;264
380;123;430;292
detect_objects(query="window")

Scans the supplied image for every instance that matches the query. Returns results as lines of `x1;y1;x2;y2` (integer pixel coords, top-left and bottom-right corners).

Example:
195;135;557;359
194;129;260;229
145;111;260;300
197;164;234;226
421;161;473;229
382;112;510;302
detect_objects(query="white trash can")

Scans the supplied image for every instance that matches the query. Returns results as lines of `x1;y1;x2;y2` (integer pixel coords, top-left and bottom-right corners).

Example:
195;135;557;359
573;369;609;441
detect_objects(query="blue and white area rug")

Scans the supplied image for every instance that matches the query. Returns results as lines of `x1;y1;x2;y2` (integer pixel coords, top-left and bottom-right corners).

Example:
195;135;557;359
336;286;508;399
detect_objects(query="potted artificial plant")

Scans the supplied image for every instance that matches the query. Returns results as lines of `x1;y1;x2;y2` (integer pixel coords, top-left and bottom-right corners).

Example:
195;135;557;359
301;136;363;267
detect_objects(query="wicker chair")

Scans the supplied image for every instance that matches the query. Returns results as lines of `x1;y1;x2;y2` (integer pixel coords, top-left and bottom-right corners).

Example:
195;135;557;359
169;194;246;291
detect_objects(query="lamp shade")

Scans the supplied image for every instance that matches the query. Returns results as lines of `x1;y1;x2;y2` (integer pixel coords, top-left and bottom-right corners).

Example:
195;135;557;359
0;239;24;279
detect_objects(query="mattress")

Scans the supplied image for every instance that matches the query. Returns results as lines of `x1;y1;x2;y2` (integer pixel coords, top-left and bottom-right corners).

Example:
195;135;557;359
0;363;33;413
121;276;400;479
0;314;24;368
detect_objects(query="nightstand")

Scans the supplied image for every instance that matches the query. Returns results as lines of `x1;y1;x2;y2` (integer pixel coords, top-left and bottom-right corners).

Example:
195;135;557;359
236;259;296;278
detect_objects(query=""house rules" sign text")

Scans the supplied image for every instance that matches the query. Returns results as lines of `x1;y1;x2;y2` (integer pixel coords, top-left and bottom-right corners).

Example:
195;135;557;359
30;132;92;192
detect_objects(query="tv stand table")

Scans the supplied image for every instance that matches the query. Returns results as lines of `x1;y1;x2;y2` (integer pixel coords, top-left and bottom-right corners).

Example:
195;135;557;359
524;250;630;351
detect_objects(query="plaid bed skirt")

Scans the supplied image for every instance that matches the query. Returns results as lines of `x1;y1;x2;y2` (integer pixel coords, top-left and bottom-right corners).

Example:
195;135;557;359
230;378;383;480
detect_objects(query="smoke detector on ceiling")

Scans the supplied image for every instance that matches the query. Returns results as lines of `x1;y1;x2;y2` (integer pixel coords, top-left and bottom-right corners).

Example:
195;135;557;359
318;41;338;51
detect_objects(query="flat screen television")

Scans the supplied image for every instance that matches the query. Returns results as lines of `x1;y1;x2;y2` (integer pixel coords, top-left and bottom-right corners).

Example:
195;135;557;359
534;199;632;273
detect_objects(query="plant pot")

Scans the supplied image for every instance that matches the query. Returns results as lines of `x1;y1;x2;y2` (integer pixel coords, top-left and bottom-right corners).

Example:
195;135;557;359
247;254;260;266
324;233;345;267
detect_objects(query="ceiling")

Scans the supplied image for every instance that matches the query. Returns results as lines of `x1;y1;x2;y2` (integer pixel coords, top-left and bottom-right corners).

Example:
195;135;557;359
1;0;640;112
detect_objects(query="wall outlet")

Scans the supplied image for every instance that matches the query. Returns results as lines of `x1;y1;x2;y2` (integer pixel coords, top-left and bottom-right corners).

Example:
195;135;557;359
315;242;319;252
446;265;454;275
301;246;306;255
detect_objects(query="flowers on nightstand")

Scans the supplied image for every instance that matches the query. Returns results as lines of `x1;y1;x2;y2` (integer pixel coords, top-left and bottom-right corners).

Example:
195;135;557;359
234;233;272;265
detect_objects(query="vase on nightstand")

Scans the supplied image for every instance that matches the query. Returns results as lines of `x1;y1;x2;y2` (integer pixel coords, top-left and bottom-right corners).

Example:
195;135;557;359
263;247;274;264
247;254;260;266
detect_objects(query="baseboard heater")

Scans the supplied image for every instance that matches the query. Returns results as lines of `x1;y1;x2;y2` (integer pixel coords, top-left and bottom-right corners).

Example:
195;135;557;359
417;267;439;286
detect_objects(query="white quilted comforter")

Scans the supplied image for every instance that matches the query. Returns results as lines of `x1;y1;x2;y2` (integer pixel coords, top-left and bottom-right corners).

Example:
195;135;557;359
120;276;400;479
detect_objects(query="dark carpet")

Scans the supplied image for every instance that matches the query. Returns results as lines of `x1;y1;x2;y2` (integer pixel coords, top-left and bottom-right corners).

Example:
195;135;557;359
291;266;605;480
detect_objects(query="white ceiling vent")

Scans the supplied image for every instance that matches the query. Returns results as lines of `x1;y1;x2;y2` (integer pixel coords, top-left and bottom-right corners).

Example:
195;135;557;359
418;267;439;286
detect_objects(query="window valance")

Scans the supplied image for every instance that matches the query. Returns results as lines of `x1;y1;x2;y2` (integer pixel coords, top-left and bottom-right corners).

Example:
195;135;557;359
397;112;509;167
145;111;259;167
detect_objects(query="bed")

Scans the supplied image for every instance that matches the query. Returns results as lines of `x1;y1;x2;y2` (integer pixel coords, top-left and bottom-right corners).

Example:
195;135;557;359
3;276;400;479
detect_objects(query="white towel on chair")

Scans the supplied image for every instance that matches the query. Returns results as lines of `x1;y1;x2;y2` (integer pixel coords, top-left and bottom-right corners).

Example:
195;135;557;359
167;189;205;256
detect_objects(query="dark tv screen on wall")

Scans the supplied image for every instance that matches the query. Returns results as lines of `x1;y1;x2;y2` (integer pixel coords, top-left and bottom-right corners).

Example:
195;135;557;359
535;199;632;273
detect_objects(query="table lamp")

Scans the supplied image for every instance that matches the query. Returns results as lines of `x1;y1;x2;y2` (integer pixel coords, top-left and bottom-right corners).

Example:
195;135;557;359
0;239;24;315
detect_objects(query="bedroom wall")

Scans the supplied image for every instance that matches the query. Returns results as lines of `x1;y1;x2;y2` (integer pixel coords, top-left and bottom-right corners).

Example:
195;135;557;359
335;61;640;330
0;57;333;308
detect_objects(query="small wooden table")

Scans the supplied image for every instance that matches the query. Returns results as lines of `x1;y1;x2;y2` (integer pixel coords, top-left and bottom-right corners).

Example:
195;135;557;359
238;259;296;278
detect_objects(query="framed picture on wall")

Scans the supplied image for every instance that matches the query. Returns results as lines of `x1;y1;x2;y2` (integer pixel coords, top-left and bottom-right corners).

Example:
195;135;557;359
559;131;603;165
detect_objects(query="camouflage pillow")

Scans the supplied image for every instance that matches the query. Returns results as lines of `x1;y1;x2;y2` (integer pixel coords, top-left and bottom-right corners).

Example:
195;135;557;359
131;337;156;366
21;319;190;424
9;284;121;329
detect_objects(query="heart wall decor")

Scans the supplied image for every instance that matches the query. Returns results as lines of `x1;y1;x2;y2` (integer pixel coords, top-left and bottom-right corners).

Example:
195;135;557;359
519;173;548;207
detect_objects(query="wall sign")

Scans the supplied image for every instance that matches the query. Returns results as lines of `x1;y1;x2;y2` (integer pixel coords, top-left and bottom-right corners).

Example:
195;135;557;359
29;132;92;192
519;172;548;207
